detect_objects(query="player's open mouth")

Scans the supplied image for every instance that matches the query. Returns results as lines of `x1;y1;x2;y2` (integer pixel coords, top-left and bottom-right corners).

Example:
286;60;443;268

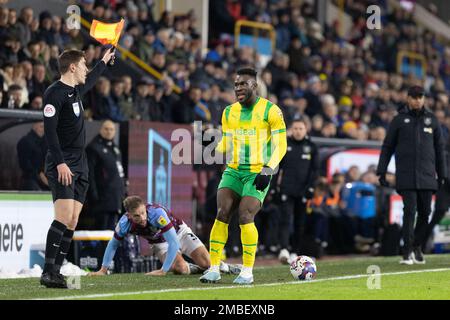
236;92;246;100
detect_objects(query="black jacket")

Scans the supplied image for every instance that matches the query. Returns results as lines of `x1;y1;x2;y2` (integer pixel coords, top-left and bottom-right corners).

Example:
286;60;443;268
279;136;319;197
17;129;47;189
377;105;447;191
86;135;126;213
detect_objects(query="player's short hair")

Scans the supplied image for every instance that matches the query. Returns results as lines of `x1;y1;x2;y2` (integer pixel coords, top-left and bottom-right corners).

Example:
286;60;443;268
123;196;144;213
58;49;85;75
237;67;257;79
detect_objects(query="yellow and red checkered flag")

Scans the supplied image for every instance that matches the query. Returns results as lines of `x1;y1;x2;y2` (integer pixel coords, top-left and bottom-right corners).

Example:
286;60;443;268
89;18;124;47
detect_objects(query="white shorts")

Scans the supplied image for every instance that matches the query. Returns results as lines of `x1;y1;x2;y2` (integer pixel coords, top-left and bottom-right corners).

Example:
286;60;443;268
152;223;204;262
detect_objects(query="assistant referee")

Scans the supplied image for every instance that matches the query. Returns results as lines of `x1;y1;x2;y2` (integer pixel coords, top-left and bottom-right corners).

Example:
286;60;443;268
40;48;115;288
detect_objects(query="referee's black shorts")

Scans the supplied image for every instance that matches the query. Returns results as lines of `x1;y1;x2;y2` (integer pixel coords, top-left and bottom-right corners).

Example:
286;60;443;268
45;151;89;204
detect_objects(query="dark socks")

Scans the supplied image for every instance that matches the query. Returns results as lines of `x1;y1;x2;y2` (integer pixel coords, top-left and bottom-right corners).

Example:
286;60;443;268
43;220;67;273
54;229;74;274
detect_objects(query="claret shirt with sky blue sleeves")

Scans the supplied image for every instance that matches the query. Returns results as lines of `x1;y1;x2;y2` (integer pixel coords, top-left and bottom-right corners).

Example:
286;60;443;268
103;204;182;272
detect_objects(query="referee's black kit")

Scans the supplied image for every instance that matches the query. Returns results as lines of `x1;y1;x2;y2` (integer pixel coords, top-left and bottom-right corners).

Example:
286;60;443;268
43;61;107;203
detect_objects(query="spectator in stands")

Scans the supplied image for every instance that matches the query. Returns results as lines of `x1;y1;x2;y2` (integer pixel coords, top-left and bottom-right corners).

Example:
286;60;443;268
345;165;361;183
36;11;53;45
51;15;66;51
159;76;179;122
2;84;23;108
16;121;48;190
0;34;20;66
150;48;166;73
148;79;163;122
93;77;125;122
134;79;153;121
172;85;201;124
23;92;43;110
18;40;41;63
304;75;322;117
0;7;9;39
137;28;155;63
29;61;49;96
320;121;337;138
111;78;135;120
16;6;33;47
87;120;126;230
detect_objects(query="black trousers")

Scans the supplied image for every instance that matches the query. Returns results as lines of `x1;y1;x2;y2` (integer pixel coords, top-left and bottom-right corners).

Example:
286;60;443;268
95;212;119;230
424;184;450;246
279;195;307;253
399;190;433;252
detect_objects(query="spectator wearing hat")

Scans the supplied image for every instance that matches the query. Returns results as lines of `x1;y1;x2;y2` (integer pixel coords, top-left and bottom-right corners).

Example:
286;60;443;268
377;85;447;265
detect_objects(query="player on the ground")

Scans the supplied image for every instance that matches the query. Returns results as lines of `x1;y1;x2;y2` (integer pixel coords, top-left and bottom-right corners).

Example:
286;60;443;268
41;48;115;288
200;67;287;284
88;196;240;276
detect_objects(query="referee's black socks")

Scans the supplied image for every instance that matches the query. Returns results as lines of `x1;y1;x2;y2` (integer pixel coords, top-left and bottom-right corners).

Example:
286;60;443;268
43;220;67;273
54;229;74;274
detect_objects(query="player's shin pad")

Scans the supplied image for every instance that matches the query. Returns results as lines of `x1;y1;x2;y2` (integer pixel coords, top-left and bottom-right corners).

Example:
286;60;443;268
240;223;258;268
209;219;229;266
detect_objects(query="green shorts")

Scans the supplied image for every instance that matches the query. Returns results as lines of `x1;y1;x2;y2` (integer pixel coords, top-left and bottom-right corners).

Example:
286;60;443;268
218;167;271;204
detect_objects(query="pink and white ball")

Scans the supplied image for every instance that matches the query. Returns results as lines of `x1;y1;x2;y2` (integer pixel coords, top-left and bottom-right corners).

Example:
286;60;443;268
290;255;317;280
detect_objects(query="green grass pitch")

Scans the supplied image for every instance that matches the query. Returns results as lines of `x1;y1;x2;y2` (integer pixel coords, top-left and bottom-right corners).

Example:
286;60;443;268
1;254;450;300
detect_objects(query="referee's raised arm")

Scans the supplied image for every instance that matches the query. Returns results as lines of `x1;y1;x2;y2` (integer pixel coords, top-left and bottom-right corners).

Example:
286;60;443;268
78;47;116;96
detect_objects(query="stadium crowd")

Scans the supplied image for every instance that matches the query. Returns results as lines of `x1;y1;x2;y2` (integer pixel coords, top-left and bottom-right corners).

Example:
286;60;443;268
2;0;450;258
1;0;449;140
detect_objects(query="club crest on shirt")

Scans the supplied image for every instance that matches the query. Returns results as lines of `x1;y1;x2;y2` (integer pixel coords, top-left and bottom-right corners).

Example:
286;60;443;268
404;118;410;123
424;117;432;126
303;145;311;153
72;102;80;117
158;215;168;226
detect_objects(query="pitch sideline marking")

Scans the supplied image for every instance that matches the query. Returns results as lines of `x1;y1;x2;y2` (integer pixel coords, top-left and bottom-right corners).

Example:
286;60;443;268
34;267;450;300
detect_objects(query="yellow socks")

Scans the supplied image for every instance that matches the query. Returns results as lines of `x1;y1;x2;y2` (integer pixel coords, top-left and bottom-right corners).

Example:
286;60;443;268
209;219;229;266
240;222;258;268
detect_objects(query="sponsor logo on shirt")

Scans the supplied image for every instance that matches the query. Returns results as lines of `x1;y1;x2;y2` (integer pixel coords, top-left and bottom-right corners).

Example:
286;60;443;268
43;104;56;117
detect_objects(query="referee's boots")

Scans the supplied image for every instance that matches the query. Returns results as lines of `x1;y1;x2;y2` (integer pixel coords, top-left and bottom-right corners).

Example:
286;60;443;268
40;272;68;289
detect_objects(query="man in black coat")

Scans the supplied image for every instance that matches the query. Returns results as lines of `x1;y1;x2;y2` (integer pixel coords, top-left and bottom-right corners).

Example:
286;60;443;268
424;134;450;249
277;118;319;263
86;120;126;230
17;121;48;190
377;86;447;265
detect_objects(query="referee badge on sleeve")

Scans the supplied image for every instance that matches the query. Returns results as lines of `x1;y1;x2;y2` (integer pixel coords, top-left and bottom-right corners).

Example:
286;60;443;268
72;102;80;117
43;104;56;117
